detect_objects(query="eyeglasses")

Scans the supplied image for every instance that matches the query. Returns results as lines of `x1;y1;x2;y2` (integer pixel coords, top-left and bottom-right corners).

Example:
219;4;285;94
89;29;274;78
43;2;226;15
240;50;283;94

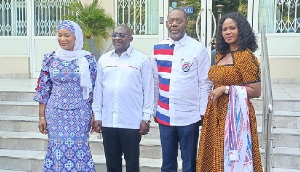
111;33;127;38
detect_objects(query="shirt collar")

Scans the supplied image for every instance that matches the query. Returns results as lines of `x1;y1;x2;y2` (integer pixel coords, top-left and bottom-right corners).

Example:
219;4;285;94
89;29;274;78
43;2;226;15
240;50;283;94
111;45;133;57
167;33;188;46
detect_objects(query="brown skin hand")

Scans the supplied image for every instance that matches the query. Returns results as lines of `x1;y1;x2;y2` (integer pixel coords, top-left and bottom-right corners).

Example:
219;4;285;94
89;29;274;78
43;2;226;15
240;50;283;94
208;83;261;103
139;121;150;135
93;120;102;133
38;103;48;134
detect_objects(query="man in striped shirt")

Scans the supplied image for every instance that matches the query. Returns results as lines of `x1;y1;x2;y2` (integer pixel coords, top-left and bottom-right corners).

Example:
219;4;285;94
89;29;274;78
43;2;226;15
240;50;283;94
151;9;212;172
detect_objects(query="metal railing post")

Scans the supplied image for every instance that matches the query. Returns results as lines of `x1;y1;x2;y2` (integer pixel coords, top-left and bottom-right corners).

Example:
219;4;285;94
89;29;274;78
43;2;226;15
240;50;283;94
261;26;274;172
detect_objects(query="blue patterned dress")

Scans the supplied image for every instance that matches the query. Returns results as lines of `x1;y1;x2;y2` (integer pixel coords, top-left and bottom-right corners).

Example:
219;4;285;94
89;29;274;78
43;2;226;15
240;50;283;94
34;51;96;172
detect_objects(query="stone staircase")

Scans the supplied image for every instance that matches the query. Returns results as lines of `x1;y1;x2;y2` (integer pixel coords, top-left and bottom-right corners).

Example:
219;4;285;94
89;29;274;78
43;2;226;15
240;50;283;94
0;79;299;172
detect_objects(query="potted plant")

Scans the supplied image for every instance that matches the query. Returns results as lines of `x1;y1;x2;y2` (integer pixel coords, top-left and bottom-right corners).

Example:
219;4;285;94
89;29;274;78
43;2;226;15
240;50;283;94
64;0;115;60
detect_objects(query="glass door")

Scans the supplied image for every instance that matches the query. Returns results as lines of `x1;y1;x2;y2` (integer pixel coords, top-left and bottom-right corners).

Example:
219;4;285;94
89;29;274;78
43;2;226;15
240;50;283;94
165;0;205;41
165;0;217;61
165;0;254;62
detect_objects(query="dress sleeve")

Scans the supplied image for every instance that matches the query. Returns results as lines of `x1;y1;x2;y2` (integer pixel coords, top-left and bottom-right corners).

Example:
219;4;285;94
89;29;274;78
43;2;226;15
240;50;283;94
86;54;97;101
33;52;54;104
236;50;261;84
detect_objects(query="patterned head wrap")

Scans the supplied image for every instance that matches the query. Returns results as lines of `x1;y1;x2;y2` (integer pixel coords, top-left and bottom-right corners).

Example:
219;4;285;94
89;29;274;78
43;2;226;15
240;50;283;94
57;20;76;34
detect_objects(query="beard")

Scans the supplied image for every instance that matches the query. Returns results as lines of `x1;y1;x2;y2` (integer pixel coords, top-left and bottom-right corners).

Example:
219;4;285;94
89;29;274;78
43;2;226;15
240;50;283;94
169;29;186;41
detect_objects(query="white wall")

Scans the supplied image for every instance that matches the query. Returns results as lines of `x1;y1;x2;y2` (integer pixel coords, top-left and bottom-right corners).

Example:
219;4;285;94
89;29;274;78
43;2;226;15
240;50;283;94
131;35;160;57
32;37;57;78
265;34;300;58
255;34;300;79
0;37;29;78
0;37;28;55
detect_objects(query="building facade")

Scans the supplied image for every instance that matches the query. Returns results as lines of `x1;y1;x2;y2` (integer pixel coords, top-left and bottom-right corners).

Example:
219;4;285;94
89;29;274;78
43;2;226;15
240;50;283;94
0;0;299;80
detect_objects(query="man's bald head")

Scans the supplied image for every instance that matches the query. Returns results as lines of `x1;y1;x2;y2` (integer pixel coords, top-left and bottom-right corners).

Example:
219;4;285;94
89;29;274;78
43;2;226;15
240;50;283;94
166;8;188;41
115;24;133;37
112;24;133;56
167;8;188;21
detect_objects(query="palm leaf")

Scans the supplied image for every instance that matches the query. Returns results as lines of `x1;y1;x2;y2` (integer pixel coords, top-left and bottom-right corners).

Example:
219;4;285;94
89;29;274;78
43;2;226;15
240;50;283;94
63;0;115;51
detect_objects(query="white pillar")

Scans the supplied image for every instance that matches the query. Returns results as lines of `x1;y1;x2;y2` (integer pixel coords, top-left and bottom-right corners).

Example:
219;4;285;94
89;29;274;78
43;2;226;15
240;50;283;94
27;0;35;78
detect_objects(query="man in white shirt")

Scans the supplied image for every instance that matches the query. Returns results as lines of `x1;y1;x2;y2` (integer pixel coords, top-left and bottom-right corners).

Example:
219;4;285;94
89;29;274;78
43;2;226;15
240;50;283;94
92;24;154;172
152;9;212;172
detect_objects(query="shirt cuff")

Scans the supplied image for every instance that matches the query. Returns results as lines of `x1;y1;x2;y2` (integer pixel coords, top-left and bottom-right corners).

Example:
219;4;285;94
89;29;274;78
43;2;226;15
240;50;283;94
200;106;206;116
94;111;102;121
142;112;151;121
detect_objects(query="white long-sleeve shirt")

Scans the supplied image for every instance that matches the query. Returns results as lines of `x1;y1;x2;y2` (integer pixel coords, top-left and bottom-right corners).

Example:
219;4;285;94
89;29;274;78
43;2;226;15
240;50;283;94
151;34;213;126
92;46;154;129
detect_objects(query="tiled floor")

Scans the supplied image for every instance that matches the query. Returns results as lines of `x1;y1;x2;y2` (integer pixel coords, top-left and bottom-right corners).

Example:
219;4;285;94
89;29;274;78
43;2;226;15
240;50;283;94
277;84;300;100
0;79;299;100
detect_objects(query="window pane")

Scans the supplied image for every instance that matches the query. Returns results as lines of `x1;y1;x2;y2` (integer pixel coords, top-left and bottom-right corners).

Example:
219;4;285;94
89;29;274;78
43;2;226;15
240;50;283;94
117;0;159;35
0;0;26;36
259;0;300;33
34;0;73;36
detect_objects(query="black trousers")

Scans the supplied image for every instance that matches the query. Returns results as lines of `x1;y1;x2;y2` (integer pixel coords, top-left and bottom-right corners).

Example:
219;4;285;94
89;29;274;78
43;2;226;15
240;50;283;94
102;127;141;172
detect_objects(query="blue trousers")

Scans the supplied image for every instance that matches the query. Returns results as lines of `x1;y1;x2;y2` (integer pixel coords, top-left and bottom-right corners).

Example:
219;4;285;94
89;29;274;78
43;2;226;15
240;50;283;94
159;121;200;172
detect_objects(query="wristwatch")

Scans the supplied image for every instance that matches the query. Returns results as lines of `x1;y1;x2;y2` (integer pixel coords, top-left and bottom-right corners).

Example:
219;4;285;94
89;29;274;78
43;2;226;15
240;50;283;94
225;85;230;94
143;120;151;124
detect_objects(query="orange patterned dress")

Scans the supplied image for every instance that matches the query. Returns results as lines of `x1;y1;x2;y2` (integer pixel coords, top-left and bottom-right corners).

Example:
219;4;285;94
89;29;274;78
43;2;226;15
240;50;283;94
196;50;263;172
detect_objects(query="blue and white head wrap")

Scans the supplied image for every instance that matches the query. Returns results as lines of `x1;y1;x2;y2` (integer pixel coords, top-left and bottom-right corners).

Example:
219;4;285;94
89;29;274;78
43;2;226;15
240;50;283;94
57;20;76;34
56;20;86;53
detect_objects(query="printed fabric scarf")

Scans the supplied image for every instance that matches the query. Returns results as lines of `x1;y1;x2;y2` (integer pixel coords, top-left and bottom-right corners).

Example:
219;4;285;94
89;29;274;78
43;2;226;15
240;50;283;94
224;86;254;172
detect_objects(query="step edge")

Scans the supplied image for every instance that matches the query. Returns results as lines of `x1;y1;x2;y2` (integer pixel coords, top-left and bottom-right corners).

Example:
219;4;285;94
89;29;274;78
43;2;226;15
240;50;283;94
0;149;179;168
0;101;38;106
0;132;161;145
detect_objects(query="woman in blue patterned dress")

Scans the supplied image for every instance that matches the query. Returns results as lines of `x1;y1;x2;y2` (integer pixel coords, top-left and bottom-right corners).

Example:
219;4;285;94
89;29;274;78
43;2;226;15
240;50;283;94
34;20;97;172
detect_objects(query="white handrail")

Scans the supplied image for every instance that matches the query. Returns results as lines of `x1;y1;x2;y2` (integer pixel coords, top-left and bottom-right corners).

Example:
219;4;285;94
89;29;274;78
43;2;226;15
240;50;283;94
261;25;275;172
207;9;216;46
195;8;204;41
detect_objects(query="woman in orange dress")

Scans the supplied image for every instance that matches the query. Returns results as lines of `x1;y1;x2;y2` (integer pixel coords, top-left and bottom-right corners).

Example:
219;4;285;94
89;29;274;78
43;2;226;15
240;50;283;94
196;12;263;172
